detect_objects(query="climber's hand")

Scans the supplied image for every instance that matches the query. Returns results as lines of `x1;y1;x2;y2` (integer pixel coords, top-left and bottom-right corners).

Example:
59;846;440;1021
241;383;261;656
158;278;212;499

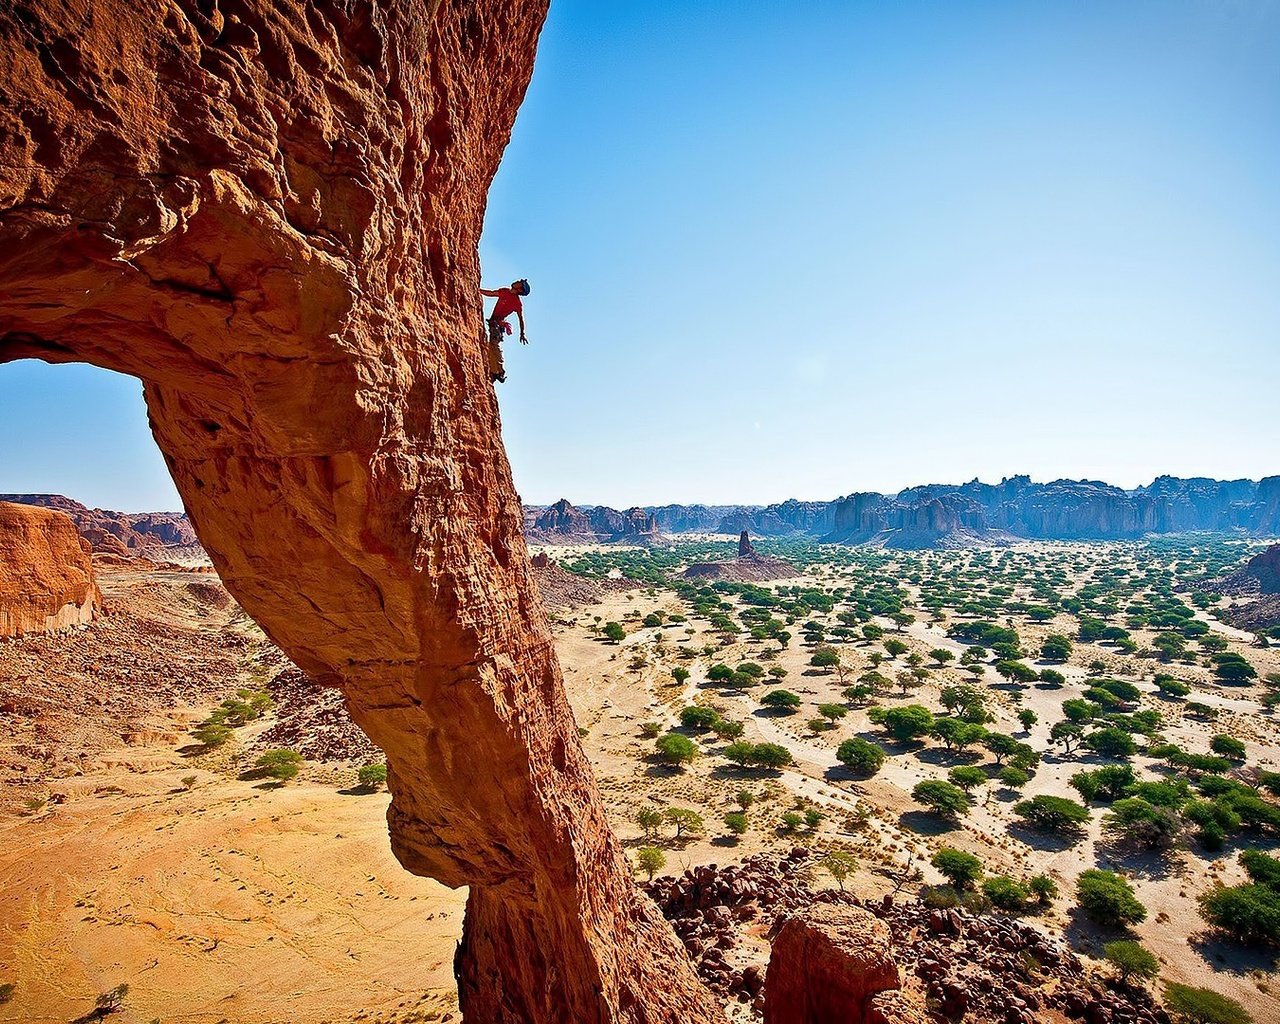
519;332;528;345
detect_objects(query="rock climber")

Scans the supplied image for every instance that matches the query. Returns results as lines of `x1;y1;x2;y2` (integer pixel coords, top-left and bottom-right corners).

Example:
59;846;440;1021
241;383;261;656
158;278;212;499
481;279;530;383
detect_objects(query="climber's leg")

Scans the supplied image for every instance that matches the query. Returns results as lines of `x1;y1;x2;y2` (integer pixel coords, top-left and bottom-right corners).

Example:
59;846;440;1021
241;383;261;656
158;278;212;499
486;318;506;383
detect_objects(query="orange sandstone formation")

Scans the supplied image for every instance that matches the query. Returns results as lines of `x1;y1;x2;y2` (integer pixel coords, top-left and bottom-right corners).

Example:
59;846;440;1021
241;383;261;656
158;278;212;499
0;501;102;637
0;2;716;1021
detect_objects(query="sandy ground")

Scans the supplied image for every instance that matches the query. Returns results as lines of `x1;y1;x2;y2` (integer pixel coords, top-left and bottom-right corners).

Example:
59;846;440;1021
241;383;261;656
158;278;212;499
0;733;464;1024
4;540;1280;1022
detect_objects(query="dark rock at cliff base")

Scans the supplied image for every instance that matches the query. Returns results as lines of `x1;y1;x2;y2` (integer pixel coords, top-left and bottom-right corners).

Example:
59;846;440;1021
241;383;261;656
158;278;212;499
1208;544;1280;632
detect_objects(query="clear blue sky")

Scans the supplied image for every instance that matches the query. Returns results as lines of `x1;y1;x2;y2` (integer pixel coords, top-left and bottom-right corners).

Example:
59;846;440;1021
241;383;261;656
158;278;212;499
3;0;1278;512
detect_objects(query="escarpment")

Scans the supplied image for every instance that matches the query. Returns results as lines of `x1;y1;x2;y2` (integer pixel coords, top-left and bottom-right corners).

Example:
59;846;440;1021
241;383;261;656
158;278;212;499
0;501;103;637
0;2;716;1021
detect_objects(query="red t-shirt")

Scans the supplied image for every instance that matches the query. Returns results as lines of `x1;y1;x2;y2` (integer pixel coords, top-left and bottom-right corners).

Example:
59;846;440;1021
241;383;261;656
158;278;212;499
490;288;523;321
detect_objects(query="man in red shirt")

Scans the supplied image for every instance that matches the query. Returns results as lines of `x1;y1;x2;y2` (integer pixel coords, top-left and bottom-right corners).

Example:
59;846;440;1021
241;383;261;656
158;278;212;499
481;279;530;383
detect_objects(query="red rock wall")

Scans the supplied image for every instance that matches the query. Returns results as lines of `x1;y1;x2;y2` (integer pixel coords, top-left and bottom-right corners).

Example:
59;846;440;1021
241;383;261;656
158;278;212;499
0;2;715;1021
0;502;103;637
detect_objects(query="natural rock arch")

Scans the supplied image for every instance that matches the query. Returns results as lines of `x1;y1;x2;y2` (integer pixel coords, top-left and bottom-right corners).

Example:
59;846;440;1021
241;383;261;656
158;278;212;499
0;2;717;1021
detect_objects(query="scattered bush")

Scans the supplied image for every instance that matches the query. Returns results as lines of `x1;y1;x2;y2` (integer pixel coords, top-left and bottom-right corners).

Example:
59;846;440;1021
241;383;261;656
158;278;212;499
913;780;970;818
636;846;666;880
1076;869;1147;926
356;763;388;791
655;732;699;767
983;875;1031;911
931;847;983;890
255;748;303;783
1102;940;1159;983
835;737;886;776
1162;983;1252;1024
1014;795;1090;835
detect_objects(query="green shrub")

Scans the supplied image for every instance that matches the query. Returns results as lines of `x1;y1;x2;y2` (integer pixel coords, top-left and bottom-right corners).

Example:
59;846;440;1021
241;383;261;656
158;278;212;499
255;748;303;783
1209;734;1246;761
723;811;749;836
636;846;666;880
1102;940;1159;983
356;763;388;791
654;732;699;767
760;690;801;712
1197;883;1280;946
1076;869;1147;926
912;780;970;817
191;722;233;749
678;706;720;731
983;875;1031;911
1014;795;1090;834
948;765;987;792
835;737;886;776
931;847;983;890
1163;983;1252;1024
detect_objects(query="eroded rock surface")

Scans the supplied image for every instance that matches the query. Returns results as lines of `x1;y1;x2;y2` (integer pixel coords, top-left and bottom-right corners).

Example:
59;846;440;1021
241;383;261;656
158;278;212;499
0;501;103;637
764;904;916;1024
0;2;714;1021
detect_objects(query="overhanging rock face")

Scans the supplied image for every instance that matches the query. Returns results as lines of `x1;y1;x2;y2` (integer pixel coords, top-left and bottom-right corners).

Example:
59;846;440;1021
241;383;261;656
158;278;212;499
0;2;716;1020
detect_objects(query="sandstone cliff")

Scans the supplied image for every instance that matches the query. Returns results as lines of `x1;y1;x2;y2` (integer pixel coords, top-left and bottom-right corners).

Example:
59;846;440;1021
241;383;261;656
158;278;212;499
1;493;199;557
0;3;715;1021
530;498;662;544
0;501;103;637
629;475;1280;547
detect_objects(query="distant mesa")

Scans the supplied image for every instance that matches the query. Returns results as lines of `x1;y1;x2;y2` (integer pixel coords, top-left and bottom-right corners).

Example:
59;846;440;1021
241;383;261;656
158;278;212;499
0;500;104;638
527;498;661;545
0;494;206;565
683;530;795;582
529;475;1280;550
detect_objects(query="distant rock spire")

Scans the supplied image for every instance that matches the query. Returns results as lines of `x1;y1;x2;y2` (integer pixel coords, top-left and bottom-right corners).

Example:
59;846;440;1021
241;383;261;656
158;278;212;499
738;530;755;558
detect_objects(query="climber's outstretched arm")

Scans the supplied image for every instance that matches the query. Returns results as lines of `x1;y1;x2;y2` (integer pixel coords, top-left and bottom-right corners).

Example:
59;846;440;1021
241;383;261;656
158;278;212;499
517;310;527;343
480;287;501;297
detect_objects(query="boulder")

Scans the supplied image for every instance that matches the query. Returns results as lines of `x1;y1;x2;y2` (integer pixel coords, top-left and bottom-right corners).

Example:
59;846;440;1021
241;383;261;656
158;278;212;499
0;501;103;637
765;903;920;1024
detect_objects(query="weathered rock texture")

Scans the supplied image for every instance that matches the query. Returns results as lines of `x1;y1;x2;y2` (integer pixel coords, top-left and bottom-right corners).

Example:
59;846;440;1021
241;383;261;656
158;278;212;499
764;904;921;1024
0;501;103;637
0;3;714;1022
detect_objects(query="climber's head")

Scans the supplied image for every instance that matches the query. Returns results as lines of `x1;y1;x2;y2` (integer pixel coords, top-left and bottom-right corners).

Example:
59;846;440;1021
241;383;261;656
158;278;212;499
512;279;531;297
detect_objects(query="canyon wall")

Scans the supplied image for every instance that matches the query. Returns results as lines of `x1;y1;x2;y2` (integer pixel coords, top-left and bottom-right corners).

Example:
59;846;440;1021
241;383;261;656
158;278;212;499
0;501;102;637
1;494;198;557
0;2;715;1021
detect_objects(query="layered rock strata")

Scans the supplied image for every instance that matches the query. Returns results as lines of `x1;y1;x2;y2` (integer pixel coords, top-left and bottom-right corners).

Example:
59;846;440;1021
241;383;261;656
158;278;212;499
0;501;103;637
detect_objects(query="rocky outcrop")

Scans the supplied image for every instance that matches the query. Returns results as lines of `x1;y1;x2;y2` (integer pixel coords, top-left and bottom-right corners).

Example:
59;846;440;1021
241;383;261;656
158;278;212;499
0;4;714;1023
0;501;103;637
684;532;795;583
1211;544;1280;597
647;852;1167;1024
530;499;661;544
765;904;923;1024
531;498;597;541
1208;544;1280;632
1;494;198;557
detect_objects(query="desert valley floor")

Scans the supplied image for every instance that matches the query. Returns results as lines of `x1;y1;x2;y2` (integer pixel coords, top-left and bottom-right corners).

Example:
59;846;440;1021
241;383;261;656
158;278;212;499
3;536;1279;1023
